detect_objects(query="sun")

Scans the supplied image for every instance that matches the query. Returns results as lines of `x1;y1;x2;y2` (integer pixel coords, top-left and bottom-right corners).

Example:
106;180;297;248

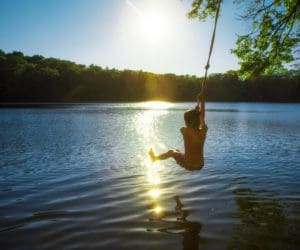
126;0;169;44
140;13;167;43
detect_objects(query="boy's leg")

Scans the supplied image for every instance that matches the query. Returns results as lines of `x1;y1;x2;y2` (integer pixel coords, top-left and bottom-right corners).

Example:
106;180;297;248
149;149;189;170
149;148;174;161
156;150;174;160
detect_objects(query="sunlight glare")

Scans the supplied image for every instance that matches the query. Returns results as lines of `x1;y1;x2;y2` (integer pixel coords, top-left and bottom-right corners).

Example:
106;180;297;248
140;13;168;43
153;206;162;214
149;188;161;199
147;169;161;185
126;0;170;44
140;101;173;110
133;99;168;217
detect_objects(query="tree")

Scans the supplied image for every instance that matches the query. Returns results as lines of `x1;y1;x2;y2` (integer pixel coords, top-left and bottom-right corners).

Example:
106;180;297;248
0;49;298;102
188;0;300;78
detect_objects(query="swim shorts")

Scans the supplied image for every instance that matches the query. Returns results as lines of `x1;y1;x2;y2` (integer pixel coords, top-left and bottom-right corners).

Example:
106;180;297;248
173;151;186;167
172;151;203;171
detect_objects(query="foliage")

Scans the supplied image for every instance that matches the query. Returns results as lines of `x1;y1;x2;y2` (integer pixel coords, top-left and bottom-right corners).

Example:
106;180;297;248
0;50;299;102
188;0;300;78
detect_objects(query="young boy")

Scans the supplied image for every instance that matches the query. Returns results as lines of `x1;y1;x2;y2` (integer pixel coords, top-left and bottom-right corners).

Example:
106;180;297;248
149;93;207;171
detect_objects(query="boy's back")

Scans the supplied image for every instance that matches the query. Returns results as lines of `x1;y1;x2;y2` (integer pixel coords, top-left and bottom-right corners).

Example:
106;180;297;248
181;125;208;168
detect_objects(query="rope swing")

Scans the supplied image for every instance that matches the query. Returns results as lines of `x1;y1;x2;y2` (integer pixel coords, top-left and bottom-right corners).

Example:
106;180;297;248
198;0;222;106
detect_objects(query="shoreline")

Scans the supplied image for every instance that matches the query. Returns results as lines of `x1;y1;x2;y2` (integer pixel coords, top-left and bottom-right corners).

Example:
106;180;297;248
1;100;300;108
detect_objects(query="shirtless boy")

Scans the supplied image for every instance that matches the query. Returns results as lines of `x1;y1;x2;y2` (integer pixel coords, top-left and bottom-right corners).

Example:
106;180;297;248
149;93;207;170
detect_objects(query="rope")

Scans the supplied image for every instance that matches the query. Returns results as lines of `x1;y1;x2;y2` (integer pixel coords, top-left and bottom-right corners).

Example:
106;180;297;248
198;0;222;106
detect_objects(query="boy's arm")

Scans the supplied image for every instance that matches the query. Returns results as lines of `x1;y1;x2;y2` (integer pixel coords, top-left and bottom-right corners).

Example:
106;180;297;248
198;92;206;127
180;127;186;135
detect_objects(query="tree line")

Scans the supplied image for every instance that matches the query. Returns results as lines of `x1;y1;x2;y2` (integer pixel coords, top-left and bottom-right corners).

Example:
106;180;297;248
0;50;299;103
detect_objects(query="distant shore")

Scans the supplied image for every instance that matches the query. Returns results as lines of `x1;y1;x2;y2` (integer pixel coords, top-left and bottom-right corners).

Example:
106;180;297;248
1;100;300;109
1;50;299;103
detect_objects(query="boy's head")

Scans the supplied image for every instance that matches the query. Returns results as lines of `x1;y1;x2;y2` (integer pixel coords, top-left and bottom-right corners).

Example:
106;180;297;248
184;109;200;130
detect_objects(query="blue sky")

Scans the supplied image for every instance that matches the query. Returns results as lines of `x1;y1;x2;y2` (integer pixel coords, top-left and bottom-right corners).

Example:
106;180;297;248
0;0;247;76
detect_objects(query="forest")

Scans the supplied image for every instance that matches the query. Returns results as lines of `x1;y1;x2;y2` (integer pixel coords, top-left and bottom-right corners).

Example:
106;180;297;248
0;50;299;103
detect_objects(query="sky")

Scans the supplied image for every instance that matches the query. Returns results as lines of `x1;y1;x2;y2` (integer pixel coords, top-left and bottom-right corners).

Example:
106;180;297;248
0;0;247;76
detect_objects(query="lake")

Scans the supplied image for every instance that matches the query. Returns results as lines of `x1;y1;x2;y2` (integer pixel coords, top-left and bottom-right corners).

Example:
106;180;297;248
0;102;299;249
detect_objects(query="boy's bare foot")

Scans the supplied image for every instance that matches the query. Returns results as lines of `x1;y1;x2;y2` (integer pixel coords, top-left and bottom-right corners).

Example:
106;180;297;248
149;148;157;162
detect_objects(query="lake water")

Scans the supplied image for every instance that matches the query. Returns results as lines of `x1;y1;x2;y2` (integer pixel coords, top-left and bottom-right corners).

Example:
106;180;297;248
0;102;299;250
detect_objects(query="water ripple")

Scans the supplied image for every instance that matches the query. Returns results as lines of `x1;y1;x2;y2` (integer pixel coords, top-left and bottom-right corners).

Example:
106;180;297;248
0;103;299;249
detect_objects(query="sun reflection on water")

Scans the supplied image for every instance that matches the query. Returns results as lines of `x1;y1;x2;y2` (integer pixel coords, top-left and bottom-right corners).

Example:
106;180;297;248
153;206;162;214
135;101;173;215
149;188;161;199
139;101;173;110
